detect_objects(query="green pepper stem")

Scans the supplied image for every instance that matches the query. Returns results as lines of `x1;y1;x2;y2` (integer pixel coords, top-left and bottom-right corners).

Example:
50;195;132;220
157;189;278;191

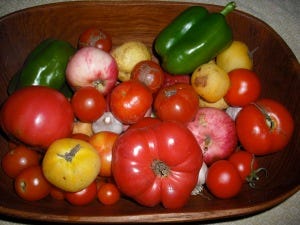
220;1;236;16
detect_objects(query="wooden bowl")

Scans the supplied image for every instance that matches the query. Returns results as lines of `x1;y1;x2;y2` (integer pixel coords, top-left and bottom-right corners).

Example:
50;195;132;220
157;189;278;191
0;1;299;223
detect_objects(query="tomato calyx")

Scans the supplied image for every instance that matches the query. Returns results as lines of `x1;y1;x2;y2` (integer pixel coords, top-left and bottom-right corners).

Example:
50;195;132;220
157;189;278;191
151;159;170;177
57;144;81;162
246;155;268;188
164;89;177;97
252;102;275;130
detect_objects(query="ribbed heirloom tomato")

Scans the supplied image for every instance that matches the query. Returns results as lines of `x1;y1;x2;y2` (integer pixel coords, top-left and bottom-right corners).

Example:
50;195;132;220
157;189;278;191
112;121;203;209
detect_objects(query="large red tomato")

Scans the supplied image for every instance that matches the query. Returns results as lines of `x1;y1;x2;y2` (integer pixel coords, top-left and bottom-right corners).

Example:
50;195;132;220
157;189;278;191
112;121;202;209
154;83;199;123
0;86;74;149
236;98;294;155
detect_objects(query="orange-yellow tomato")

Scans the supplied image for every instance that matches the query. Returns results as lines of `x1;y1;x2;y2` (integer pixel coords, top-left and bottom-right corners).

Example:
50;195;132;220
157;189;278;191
42;138;101;192
89;131;118;177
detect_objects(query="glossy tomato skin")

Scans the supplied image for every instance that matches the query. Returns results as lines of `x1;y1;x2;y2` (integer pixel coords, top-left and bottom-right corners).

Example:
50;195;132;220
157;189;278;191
110;80;153;124
224;68;261;106
206;160;242;199
89;131;118;177
228;151;259;181
14;165;51;201
236;98;294;155
131;60;164;93
97;182;121;205
65;181;97;206
0;86;74;149
78;27;112;52
71;86;106;122
1;145;41;178
112;121;202;209
162;73;190;88
154;83;199;123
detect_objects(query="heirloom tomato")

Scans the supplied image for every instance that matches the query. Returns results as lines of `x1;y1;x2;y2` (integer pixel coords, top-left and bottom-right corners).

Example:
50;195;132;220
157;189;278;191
42;138;101;192
0;86;74;149
112;121;202;209
154;83;199;123
236;98;294;155
110;80;153;124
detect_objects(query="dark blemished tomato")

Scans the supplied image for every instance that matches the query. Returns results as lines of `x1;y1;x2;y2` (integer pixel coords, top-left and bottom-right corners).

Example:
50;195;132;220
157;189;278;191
110;80;153;124
65;181;97;206
228;150;259;181
0;86;74;149
154;83;199;123
1;145;41;178
236;98;294;155
14;165;51;201
78;27;112;52
224;68;261;106
131;60;165;93
97;182;121;205
206;160;242;199
162;73;190;88
71;86;106;122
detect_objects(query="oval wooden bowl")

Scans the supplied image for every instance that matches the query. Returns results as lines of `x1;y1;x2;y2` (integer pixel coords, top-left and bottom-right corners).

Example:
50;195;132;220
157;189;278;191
0;1;299;223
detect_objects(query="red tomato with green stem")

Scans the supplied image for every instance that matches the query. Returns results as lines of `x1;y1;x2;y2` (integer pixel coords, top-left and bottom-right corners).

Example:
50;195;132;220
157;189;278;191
131;60;165;93
112;121;202;209
1;145;41;178
228;150;267;188
71;86;106;122
236;98;294;155
154;83;199;123
110;80;153;124
224;68;261;106
206;160;242;199
65;181;97;206
14;165;51;201
97;182;121;205
78;27;112;52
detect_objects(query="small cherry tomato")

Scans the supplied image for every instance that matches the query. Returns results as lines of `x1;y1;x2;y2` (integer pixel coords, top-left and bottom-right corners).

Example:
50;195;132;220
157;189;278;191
97;183;121;205
162;73;190;88
154;83;199;123
50;186;65;200
78;27;112;52
71;86;106;122
110;80;153;124
131;60;164;93
65;181;97;206
14;165;51;201
1;145;41;178
206;160;242;199
224;68;261;106
236;98;294;155
228;151;259;181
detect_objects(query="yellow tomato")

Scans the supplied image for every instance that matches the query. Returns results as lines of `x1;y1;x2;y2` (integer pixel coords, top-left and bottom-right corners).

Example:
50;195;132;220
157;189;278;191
42;138;101;192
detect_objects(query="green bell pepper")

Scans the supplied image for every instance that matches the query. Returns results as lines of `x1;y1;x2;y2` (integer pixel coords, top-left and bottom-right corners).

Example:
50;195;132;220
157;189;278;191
8;38;76;96
154;2;236;75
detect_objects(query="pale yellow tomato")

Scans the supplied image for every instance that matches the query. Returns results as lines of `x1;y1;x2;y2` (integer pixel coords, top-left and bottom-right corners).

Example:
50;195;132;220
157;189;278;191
42;138;101;192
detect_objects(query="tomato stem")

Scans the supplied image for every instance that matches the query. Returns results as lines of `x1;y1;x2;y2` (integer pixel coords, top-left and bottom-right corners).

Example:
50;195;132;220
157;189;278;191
246;154;268;188
57;144;81;162
151;159;170;177
252;102;275;130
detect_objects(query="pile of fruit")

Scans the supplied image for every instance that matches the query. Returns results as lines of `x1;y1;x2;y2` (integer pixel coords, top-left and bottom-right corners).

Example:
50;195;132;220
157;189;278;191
0;2;294;209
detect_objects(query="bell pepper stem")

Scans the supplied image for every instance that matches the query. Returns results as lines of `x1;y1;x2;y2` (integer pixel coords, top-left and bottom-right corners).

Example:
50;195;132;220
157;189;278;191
220;1;236;16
